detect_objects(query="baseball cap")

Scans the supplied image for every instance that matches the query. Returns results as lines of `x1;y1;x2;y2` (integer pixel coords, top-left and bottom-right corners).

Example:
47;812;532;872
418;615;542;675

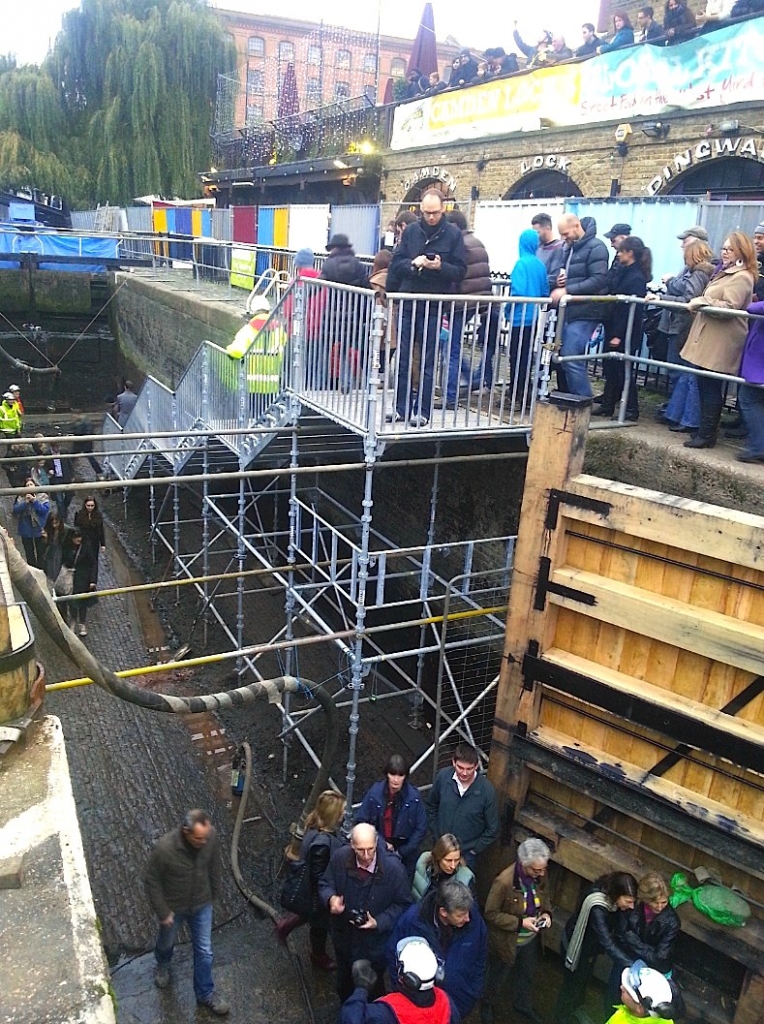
621;961;674;1018
396;937;437;991
605;223;631;239
677;226;709;241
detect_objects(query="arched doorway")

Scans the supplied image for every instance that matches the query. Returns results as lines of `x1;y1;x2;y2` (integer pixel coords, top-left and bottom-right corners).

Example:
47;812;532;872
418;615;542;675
665;157;764;199
505;170;583;200
400;177;458;211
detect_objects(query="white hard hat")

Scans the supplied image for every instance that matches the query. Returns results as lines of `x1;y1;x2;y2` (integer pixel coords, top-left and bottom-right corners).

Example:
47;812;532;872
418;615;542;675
3;392;14;401
621;962;673;1017
9;384;20;392
396;937;437;991
246;296;271;317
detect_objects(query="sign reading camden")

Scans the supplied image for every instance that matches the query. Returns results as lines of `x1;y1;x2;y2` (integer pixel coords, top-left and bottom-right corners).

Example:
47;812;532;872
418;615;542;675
520;154;571;175
403;167;457;193
647;137;764;195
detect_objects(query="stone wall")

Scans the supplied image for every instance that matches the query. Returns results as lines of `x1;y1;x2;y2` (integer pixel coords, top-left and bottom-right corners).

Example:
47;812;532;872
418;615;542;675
0;269;94;316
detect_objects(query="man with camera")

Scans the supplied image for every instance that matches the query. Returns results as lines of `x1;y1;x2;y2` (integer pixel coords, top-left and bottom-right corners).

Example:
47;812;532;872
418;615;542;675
387;189;467;427
341;938;460;1024
480;838;553;1024
319;822;411;1002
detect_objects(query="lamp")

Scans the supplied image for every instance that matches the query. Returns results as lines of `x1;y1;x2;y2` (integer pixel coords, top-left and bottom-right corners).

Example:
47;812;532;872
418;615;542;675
641;121;670;139
718;118;741;135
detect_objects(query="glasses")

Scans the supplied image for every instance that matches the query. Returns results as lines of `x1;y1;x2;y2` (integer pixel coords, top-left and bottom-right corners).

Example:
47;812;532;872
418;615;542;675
720;245;734;252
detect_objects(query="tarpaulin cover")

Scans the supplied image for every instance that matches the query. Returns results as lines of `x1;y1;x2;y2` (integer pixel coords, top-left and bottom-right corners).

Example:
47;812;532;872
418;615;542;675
0;229;118;271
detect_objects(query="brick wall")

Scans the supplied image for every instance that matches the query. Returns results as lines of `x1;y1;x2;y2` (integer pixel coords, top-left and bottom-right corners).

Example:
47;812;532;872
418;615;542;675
597;0;704;32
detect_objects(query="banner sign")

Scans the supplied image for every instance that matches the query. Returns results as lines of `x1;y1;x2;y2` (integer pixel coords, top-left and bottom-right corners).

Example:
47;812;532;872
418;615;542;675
230;247;256;290
390;21;764;151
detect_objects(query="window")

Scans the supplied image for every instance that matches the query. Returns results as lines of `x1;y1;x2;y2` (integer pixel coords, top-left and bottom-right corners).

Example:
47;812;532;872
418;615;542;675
306;76;321;107
336;49;351;70
363;52;377;74
248;36;264;56
307;44;322;65
246;104;263;126
364;83;376;103
246;68;264;96
390;58;406;78
334;81;350;100
225;32;235;48
278;40;295;63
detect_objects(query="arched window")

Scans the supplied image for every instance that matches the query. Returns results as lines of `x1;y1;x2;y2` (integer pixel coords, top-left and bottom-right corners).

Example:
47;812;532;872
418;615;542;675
336;49;351;69
279;40;295;63
248;36;265;56
390;58;406;78
363;52;377;74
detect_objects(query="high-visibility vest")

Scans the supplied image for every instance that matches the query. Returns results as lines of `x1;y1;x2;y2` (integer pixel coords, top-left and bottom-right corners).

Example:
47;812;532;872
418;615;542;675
226;314;287;395
0;401;21;437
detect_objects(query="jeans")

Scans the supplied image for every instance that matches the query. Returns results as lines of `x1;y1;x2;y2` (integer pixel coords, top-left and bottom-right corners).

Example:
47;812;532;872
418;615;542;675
447;304;502;400
664;371;700;428
154;903;214;1003
738;384;764;456
557;320;598;397
396;301;442;419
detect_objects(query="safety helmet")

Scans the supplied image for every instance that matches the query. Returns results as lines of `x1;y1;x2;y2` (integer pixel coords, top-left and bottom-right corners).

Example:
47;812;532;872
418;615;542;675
396;937;437;992
3;392;14;401
9;384;20;393
245;296;271;317
621;961;674;1018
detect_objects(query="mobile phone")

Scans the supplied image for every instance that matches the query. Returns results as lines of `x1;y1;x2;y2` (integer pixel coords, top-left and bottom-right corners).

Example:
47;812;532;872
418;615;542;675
424;252;437;260
535;916;550;928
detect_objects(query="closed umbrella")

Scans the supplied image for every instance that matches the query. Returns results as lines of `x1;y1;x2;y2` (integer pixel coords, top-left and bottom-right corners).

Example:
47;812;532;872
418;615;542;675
278;62;300;118
407;3;438;79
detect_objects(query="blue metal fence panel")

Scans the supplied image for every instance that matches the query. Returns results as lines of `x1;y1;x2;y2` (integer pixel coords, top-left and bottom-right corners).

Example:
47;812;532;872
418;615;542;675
329;205;380;257
257;207;276;246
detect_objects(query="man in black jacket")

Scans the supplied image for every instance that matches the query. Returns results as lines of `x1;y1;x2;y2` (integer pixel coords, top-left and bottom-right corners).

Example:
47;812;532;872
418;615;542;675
551;214;609;397
318;823;412;1003
144;809;229;1015
387;190;467;425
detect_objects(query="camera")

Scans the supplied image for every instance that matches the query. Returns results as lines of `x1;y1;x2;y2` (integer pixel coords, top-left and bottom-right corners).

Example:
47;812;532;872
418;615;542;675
535;916;550;928
347;908;368;927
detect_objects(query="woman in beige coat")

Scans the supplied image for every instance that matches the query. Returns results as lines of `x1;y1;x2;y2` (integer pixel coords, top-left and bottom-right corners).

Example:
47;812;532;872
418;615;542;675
680;230;757;448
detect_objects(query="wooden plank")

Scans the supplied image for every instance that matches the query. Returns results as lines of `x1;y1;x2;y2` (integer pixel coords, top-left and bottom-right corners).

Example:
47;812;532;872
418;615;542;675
548;567;764;684
488;395;592;867
563;475;764;573
530;724;764;848
733;971;764;1024
542;648;764;754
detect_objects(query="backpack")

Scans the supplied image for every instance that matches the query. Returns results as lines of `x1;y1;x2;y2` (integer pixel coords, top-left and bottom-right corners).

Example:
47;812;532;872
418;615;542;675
279;831;332;918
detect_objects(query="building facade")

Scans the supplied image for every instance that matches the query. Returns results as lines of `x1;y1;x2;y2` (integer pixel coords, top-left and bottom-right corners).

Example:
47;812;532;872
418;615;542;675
215;10;463;128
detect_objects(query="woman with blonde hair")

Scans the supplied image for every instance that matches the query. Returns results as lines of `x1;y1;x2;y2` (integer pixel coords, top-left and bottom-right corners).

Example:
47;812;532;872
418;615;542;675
411;832;475;901
608;872;680;1006
275;789;346;970
682;230;757;447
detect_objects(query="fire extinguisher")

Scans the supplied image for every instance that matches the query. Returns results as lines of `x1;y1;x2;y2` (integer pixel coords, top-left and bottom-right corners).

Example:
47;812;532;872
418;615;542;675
231;747;245;797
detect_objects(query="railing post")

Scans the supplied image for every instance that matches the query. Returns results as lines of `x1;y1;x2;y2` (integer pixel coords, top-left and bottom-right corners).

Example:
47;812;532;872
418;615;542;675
292;278;305;396
616;299;638;425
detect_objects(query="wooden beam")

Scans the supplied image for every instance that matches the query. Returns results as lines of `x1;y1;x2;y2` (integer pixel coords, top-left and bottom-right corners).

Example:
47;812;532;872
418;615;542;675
488;395;592;856
733;973;764;1024
548;567;764;683
534;648;764;773
563;475;764;573
508;733;764;881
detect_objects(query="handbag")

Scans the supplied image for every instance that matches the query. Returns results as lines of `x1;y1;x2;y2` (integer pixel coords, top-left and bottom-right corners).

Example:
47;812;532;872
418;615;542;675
280;856;313;918
54;566;74;597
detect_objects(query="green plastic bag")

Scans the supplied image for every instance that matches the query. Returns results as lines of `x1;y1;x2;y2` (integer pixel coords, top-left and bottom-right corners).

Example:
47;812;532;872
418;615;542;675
670;872;750;927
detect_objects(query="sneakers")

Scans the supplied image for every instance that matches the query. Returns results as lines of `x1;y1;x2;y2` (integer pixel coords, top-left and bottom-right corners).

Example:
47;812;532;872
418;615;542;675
385;411;404;423
197;995;230;1016
154;965;171;989
78;624;87;637
409;414;429;427
310;952;337;971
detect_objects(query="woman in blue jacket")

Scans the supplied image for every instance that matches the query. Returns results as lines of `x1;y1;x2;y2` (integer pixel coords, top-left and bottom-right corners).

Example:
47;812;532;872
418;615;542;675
13;477;50;569
505;229;550;406
598;10;636;52
355;755;427;880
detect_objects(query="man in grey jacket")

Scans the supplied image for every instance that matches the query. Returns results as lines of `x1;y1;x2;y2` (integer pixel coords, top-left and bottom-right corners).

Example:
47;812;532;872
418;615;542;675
426;742;499;870
144;809;229;1016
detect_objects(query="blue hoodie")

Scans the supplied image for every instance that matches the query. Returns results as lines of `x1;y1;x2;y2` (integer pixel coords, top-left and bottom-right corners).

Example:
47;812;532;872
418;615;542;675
506;229;550;327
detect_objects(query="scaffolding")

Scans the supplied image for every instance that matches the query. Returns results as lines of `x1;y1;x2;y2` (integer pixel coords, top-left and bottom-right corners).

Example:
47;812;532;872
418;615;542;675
102;276;541;807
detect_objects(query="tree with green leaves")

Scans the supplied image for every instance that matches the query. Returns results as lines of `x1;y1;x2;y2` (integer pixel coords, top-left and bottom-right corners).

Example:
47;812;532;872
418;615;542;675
0;0;235;208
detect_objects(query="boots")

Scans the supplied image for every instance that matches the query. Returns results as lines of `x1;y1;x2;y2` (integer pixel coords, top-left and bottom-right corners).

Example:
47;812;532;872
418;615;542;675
684;407;718;449
274;913;303;944
309;928;336;971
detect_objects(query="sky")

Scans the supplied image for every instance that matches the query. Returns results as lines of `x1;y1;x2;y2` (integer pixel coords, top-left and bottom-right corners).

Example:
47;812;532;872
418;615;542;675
4;0;601;67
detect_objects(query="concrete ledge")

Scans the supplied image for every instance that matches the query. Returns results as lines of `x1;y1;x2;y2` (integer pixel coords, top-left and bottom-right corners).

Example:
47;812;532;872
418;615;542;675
584;420;764;518
0;716;115;1024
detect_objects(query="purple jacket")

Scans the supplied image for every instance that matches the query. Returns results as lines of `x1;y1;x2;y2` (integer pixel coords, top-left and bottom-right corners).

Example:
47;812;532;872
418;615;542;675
739;300;764;384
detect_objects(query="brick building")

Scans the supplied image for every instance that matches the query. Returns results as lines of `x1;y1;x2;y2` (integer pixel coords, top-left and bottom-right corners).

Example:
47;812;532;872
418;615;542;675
215;9;464;128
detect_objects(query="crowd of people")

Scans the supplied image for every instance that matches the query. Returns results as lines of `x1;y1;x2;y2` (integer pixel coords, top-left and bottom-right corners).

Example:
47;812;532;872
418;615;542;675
400;2;764;102
2;396;108;637
144;744;686;1023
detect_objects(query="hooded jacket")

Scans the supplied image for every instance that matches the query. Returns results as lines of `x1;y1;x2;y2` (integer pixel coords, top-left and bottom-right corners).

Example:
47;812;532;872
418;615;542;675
507;229;550;326
321;244;369;288
560;217;609;322
388;219;467;295
457;231;492;297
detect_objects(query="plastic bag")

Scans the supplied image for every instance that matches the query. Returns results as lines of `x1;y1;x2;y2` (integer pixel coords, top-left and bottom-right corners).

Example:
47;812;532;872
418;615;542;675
670;872;750;927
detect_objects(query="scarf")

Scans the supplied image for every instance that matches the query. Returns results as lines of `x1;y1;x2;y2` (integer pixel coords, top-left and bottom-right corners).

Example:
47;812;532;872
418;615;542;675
565;891;615;972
